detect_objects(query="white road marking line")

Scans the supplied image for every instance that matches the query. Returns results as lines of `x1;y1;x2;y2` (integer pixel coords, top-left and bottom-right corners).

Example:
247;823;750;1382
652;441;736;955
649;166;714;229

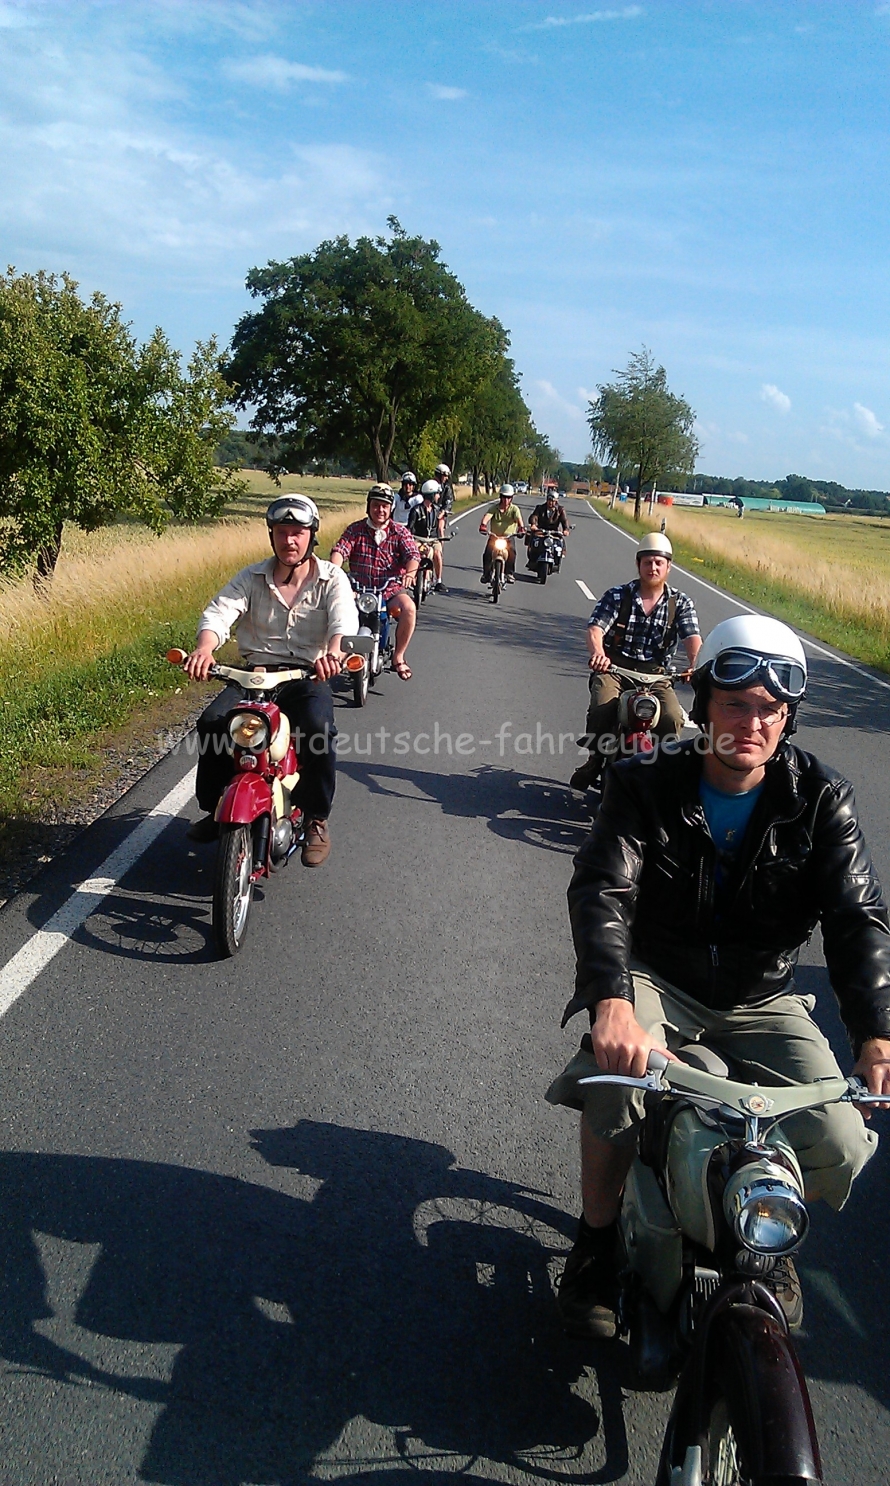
575;580;596;601
586;503;890;695
448;500;489;526
0;768;196;1016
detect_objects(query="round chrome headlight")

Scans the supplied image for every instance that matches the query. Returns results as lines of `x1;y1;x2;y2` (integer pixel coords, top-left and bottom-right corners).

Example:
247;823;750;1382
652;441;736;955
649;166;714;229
727;1177;809;1255
633;696;659;723
357;593;377;614
229;712;270;751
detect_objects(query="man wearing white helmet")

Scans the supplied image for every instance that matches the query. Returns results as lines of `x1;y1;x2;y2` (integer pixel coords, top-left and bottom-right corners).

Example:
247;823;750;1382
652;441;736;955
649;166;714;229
184;495;359;866
569;531;701;792
479;483;525;583
408;480;448;593
434;462;455;515
392;472;422;526
549;614;890;1339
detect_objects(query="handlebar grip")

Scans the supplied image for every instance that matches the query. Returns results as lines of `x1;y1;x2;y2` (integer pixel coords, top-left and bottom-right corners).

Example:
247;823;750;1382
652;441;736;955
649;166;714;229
166;648;188;665
646;1050;671;1073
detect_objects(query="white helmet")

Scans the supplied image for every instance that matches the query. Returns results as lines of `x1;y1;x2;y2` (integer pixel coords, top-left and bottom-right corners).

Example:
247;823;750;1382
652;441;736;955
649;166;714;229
401;471;417;485
420;479;441;498
435;463;451;477
498;483;515;498
265;495;320;530
692;614;807;731
636;532;673;560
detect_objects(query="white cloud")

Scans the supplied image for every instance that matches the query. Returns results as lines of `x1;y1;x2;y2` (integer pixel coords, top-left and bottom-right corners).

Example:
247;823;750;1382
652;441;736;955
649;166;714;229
223;55;348;89
760;382;791;414
522;6;643;32
533;379;586;420
854;401;884;438
426;83;467;100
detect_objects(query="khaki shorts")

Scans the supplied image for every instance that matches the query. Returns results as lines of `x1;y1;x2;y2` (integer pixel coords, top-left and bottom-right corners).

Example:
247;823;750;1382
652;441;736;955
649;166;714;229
546;960;877;1210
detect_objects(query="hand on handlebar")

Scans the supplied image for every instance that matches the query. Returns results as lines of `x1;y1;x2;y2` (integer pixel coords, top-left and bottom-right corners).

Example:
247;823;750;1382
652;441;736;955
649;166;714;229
852;1037;890;1115
588;653;612;673
314;652;343;682
590;998;678;1080
184;645;216;682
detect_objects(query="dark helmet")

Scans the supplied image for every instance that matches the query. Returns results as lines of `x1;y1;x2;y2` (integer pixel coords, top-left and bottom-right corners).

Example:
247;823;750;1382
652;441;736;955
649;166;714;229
366;483;395;514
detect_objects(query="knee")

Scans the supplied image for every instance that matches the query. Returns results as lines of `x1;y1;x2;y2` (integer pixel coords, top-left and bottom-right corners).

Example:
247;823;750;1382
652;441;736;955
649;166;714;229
794;1104;878;1210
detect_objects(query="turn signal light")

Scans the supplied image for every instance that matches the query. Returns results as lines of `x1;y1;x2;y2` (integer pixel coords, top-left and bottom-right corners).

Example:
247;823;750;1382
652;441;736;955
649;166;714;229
344;654;365;673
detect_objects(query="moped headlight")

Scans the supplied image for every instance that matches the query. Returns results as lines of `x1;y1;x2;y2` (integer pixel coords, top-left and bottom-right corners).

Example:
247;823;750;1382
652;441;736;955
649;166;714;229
493;537;509;553
229;712;270;751
632;695;659;723
727;1177;809;1255
357;593;377;614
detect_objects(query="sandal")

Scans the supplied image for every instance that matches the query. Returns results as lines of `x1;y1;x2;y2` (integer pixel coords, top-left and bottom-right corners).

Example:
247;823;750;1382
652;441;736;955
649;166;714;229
393;659;412;680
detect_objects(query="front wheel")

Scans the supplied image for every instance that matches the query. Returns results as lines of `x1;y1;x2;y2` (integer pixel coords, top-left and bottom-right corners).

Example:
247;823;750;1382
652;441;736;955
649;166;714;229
491;559;504;603
212;823;255;957
352;666;369;706
537;562;548;585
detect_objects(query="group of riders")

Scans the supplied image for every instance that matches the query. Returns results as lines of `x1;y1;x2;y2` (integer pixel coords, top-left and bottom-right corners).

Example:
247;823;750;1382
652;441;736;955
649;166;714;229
183;473;890;1342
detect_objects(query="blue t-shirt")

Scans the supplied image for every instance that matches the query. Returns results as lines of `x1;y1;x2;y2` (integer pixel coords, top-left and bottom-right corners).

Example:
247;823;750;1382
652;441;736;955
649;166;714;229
699;778;763;891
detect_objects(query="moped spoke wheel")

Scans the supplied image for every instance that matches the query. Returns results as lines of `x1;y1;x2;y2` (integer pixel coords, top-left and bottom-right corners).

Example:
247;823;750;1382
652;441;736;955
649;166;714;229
491;560;503;603
707;1399;748;1486
537;563;547;585
212;823;254;957
352;666;369;706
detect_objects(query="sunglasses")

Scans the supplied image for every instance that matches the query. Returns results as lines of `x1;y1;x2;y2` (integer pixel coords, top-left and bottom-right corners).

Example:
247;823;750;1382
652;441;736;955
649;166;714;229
708;647;806;702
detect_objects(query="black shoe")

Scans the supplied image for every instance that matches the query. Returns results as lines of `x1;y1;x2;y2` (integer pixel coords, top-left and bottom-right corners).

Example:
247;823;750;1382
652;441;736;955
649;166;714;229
433;582;448;594
557;1219;619;1339
767;1255;803;1329
569;757;602;791
186;814;219;843
480;573;490;584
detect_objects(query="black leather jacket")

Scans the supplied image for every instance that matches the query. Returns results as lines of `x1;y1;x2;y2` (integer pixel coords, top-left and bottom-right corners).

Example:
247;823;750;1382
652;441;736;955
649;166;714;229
565;740;890;1053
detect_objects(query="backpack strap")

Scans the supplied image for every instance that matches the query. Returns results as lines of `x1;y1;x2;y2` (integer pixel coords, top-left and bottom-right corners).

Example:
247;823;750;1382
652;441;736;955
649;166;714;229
603;585;635;659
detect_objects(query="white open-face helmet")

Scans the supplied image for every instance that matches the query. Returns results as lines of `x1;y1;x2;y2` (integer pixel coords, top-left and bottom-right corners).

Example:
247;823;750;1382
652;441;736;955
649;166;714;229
692;614;808;733
265;495;320;531
498;483;515;498
435;463;451;477
420;479;441;498
401;471;417;486
636;532;673;561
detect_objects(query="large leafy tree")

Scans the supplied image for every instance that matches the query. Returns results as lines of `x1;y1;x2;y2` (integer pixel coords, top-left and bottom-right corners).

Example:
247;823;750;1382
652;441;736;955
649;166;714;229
0;269;240;580
225;219;504;481
457;360;543;493
587;348;699;520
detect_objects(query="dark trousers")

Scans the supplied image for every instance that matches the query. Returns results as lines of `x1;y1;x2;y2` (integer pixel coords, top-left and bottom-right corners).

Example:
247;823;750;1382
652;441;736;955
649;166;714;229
482;535;517;579
195;679;337;822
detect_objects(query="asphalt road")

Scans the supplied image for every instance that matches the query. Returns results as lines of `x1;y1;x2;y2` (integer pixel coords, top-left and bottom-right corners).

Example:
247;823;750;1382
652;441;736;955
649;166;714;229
0;500;888;1485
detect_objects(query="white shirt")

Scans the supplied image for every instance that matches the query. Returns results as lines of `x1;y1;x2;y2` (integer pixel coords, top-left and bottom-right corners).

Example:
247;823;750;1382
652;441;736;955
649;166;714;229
198;556;359;667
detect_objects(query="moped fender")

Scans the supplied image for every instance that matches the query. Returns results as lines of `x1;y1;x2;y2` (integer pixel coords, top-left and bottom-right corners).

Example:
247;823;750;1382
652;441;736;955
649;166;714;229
712;1305;821;1481
668;1303;822;1484
216;774;273;824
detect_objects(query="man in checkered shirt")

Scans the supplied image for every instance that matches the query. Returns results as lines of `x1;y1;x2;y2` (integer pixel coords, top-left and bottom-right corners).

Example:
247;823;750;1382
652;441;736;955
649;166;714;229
570;532;701;791
331;484;421;680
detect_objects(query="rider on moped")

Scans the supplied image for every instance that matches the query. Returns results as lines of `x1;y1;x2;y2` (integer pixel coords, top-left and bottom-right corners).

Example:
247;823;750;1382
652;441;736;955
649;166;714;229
434;463;455;515
407;480;448;593
548;615;890;1338
184;495;359;866
330;484;420;681
525;489;569;568
479;483;525;584
392;472;422;526
569;532;701;792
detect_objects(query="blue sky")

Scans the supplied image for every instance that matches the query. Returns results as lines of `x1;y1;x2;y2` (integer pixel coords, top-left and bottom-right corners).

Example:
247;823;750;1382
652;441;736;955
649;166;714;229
2;0;889;485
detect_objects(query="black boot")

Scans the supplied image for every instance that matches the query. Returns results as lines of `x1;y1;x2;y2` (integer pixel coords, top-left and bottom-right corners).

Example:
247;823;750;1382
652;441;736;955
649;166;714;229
557;1217;619;1339
569;754;602;791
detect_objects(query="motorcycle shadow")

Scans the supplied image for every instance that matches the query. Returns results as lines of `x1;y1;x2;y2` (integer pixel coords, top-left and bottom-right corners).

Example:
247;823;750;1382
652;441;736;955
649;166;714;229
0;1122;633;1484
339;761;593;856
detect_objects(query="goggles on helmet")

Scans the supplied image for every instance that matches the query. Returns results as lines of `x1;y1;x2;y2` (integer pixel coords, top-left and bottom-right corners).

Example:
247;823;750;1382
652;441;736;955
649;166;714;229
707;647;806;703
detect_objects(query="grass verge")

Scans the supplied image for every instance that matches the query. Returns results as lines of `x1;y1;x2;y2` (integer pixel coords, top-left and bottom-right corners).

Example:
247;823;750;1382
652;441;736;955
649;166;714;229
594;500;890;673
0;486;365;899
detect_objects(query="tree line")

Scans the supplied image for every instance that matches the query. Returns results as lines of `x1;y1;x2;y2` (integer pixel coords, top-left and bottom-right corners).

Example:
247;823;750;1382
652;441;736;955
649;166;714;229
0;223;558;582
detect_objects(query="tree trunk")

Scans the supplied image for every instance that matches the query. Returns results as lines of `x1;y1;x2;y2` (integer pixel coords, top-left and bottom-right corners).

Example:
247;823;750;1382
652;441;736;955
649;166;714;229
634;461;644;522
472;464;480;497
34;520;64;591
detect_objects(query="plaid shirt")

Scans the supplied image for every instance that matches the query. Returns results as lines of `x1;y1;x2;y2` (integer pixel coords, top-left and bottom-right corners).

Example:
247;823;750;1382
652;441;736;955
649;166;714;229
589;581;699;665
331;518;420;600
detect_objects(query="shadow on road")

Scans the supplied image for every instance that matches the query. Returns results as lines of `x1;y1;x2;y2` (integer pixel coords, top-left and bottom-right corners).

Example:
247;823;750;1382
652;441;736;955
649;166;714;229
338;761;594;856
0;1124;635;1484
